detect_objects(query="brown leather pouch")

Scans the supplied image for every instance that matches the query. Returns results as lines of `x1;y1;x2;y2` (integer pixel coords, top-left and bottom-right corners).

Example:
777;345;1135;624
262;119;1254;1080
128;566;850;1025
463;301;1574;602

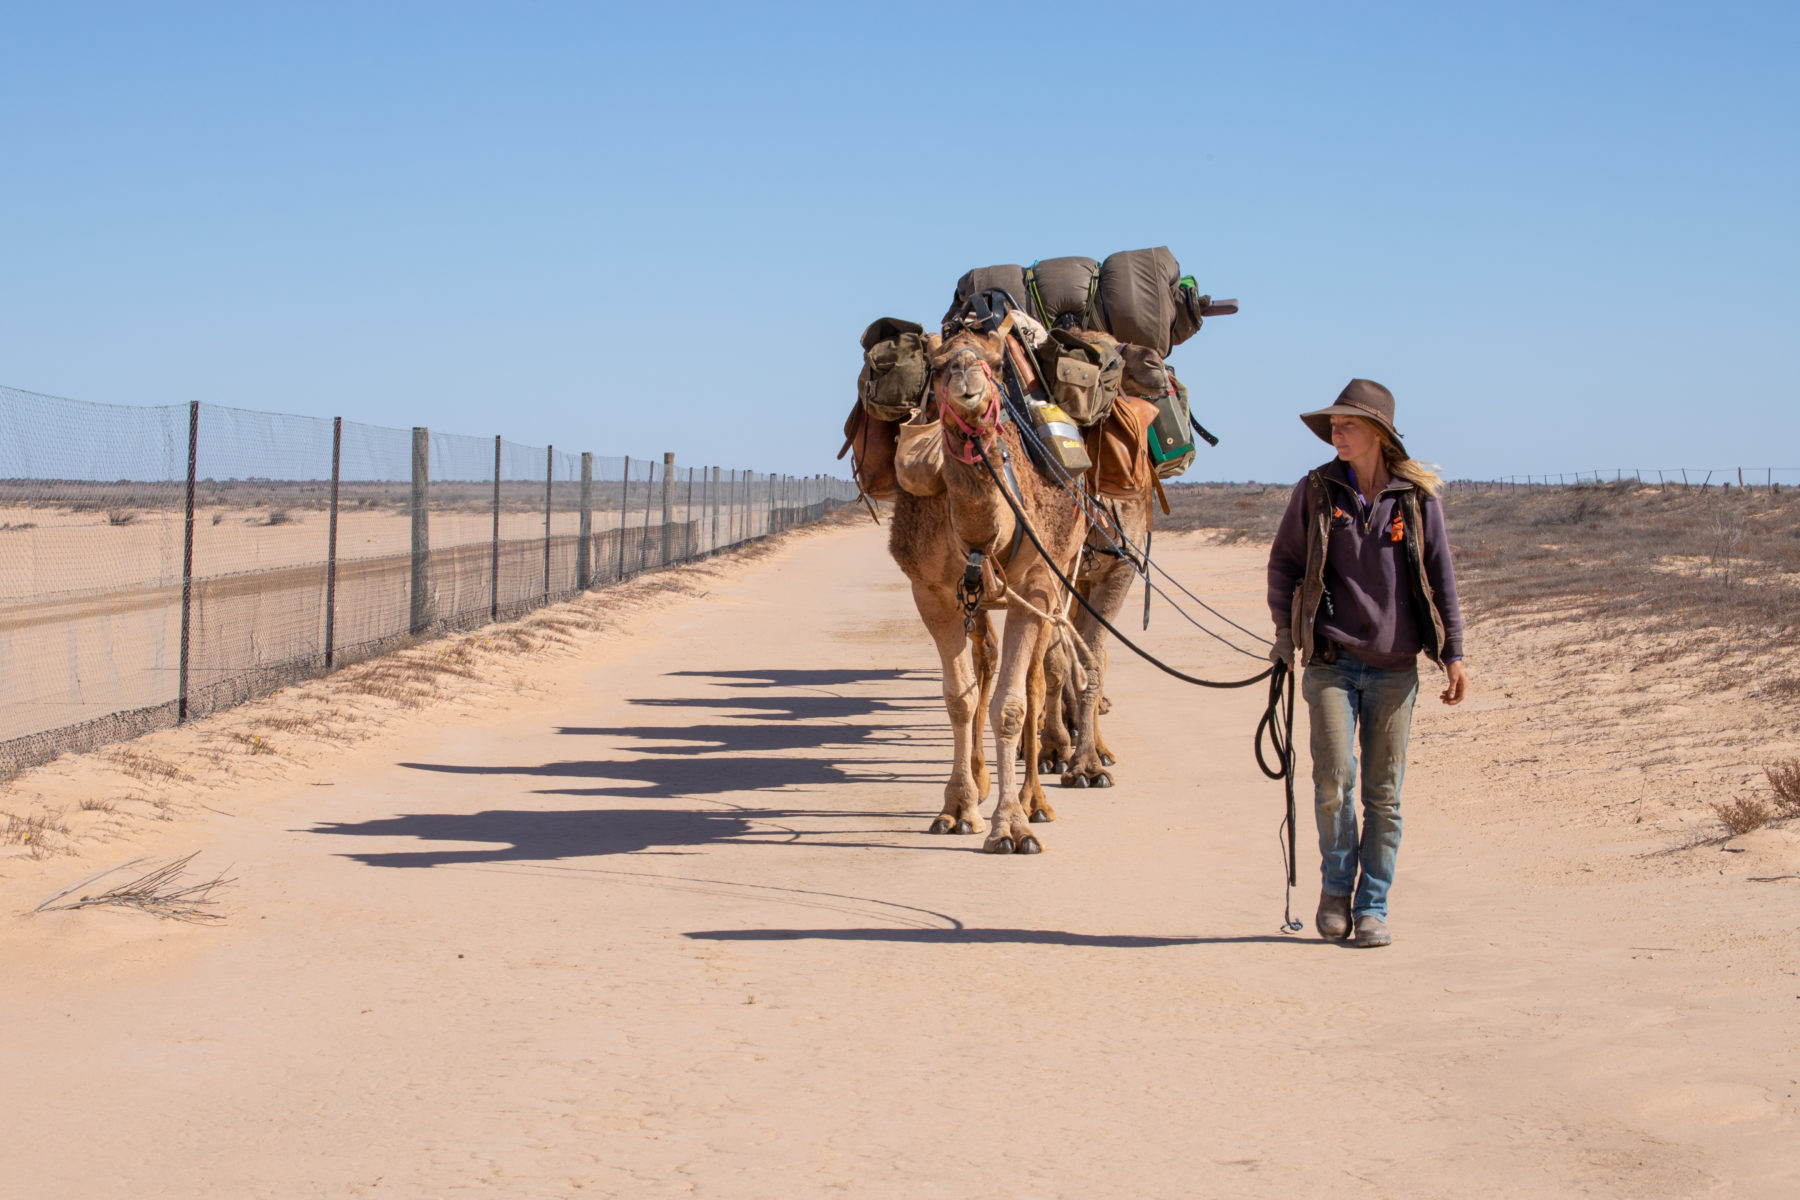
1083;395;1160;498
838;396;899;502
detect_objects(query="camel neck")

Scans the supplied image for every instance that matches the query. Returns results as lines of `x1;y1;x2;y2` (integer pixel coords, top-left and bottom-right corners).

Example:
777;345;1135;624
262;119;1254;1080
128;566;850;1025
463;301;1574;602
942;448;1012;554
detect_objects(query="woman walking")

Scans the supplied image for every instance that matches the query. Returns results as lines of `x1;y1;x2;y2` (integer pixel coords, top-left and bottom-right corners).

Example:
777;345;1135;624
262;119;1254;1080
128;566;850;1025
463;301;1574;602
1267;380;1467;947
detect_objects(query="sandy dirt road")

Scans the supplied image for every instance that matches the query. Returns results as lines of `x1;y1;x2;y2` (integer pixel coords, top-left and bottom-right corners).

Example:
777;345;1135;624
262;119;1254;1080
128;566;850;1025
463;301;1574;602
2;520;1796;1198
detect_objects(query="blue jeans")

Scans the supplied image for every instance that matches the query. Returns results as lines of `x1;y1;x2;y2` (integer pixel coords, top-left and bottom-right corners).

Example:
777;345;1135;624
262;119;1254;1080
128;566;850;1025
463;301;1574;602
1302;653;1419;920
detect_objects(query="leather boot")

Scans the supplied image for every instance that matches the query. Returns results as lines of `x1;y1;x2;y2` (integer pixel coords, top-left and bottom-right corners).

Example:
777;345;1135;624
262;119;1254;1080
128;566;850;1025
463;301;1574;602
1315;892;1352;940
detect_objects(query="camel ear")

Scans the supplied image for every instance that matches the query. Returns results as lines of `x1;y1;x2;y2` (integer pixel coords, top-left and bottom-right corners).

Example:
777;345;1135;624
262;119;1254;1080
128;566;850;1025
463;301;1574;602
923;332;942;355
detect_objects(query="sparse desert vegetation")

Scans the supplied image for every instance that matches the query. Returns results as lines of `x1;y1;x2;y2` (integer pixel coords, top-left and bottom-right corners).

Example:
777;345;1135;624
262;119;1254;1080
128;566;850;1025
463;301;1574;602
1164;479;1800;849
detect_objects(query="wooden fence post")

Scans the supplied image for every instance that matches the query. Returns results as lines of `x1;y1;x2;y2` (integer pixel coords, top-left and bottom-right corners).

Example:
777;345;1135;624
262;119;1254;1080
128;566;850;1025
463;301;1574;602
490;436;501;621
640;458;656;573
578;452;594;590
178;400;199;722
325;416;342;669
410;426;432;634
661;451;675;565
684;466;695;560
543;445;554;598
617;456;630;581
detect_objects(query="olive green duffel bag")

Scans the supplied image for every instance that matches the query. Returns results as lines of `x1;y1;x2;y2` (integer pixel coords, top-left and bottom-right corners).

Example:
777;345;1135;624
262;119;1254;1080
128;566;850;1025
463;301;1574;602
858;317;933;422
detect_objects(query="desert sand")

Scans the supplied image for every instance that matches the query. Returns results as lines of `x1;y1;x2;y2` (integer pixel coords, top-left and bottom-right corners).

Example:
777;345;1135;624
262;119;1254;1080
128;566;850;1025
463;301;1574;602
2;518;1796;1198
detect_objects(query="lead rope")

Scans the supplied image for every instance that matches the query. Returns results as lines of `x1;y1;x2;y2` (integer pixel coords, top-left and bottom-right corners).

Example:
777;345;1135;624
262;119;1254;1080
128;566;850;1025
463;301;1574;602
1256;660;1304;933
981;452;1304;933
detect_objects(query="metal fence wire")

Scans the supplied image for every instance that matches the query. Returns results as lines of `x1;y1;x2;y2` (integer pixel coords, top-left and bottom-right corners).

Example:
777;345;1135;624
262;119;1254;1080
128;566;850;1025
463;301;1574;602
0;384;857;776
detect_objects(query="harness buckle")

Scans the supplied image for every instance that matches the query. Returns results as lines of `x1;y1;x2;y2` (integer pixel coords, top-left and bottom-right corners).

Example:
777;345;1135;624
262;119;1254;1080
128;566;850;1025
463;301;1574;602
958;550;985;633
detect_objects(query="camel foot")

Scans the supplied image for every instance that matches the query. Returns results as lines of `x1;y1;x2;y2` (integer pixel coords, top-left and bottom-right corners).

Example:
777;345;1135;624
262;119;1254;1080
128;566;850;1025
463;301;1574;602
1016;835;1043;854
1099;752;1116;767
1066;773;1091;790
1028;808;1054;823
1039;758;1069;775
928;816;955;835
954;817;976;835
986;835;1015;855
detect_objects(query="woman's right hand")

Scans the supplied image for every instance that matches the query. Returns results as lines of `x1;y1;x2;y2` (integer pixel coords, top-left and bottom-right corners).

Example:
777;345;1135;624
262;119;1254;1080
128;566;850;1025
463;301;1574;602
1271;628;1295;670
1440;659;1468;705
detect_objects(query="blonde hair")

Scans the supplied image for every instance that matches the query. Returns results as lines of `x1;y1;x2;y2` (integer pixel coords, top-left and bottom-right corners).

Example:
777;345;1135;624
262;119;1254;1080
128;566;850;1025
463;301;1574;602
1373;424;1442;498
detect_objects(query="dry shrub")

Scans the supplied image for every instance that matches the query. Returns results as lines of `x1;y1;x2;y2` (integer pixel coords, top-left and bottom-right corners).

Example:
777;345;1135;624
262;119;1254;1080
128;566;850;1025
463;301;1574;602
342;653;483;708
1761;675;1800;701
1158;483;1290;540
107;747;190;782
257;709;354;740
230;732;275;756
1713;796;1774;836
264;509;294;526
78;797;117;813
1766;759;1800;817
35;853;233;922
105;508;137;526
4;809;71;857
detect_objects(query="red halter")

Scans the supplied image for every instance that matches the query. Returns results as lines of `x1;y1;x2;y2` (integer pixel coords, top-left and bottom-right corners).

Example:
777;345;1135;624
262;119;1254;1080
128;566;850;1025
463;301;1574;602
938;360;1002;465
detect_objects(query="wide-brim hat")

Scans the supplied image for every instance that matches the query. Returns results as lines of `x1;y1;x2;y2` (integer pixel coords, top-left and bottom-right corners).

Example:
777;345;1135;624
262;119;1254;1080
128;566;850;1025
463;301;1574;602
1300;379;1405;456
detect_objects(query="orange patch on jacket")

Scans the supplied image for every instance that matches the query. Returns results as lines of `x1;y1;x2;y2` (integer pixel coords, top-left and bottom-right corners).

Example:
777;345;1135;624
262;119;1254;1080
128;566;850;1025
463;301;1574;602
1390;513;1405;542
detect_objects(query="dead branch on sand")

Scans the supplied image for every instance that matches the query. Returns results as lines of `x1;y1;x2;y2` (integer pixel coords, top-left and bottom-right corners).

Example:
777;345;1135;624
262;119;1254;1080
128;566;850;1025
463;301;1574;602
34;853;234;922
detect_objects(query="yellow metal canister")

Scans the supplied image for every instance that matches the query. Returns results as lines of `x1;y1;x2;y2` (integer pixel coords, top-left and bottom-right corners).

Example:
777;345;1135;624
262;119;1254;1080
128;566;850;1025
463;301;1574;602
1027;400;1093;473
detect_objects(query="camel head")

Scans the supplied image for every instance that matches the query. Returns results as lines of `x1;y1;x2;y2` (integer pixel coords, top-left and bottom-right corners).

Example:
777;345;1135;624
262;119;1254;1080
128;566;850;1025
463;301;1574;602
1118;344;1170;398
931;328;1006;428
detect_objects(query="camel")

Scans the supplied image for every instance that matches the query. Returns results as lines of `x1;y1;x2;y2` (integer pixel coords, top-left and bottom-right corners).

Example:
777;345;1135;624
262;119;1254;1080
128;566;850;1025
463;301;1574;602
886;321;1090;853
1039;344;1172;789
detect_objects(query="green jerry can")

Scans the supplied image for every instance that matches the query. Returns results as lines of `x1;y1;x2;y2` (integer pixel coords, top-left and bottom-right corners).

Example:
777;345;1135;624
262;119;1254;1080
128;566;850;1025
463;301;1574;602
1146;371;1196;479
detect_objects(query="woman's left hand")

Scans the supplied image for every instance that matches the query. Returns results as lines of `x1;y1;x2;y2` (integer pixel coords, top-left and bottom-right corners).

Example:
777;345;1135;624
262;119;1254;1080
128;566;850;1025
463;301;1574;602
1440;659;1468;706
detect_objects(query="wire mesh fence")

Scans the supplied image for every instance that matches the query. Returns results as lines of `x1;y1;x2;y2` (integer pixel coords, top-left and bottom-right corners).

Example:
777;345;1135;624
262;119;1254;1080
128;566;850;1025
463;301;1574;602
0;384;856;776
1450;468;1800;492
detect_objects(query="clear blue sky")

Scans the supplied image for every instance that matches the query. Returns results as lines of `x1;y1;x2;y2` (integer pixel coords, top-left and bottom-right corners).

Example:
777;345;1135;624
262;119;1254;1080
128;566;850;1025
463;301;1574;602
3;2;1794;482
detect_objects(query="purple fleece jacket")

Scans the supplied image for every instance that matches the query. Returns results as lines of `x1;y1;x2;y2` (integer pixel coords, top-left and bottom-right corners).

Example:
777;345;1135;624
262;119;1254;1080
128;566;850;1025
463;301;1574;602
1267;459;1465;669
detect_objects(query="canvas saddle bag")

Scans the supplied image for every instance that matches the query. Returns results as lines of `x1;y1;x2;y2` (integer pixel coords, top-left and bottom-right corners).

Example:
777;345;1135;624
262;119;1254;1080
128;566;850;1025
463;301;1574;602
858;317;934;422
1039;328;1123;427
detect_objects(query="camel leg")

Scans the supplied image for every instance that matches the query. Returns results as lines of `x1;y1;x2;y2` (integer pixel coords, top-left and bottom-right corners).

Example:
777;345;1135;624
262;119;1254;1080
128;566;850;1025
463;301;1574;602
1064;557;1133;788
1021;627;1057;824
1037;637;1074;776
913;584;987;836
970;611;997;800
1094;669;1116;768
985;607;1049;854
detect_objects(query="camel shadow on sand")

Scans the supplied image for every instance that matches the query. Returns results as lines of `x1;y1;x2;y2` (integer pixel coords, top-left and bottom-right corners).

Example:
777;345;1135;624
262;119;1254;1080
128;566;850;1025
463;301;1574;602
310;666;956;868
